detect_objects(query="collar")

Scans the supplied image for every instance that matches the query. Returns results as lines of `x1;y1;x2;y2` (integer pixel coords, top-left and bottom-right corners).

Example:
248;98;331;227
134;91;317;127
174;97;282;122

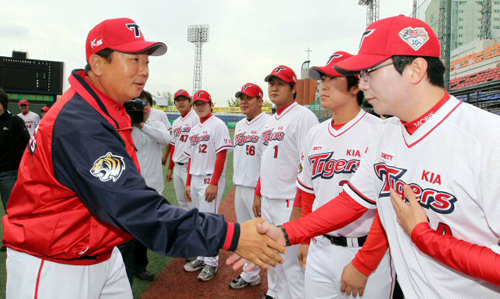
401;91;450;135
181;110;191;119
277;101;296;115
200;113;213;124
327;109;367;138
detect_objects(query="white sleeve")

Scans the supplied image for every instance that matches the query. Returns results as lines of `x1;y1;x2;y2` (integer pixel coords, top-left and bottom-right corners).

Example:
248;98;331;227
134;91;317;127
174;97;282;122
161;113;172;131
296;133;314;194
141;121;171;145
213;122;233;154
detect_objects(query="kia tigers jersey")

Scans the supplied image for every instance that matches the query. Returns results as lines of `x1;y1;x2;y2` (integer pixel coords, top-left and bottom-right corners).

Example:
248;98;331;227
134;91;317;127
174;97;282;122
297;110;381;237
233;112;270;188
17;111;40;136
346;96;500;298
2;70;239;265
184;115;233;176
171;109;200;164
260;102;319;199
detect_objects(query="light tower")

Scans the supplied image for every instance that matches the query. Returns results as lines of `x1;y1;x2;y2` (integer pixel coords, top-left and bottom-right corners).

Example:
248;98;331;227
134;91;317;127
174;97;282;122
480;0;492;40
187;25;210;94
358;0;379;27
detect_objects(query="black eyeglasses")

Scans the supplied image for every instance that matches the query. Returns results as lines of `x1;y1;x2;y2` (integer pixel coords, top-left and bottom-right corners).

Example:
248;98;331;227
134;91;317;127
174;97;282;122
359;61;394;82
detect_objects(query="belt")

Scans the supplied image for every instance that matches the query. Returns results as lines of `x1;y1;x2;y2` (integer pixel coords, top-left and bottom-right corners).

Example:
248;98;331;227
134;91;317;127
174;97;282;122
323;235;367;247
176;162;185;166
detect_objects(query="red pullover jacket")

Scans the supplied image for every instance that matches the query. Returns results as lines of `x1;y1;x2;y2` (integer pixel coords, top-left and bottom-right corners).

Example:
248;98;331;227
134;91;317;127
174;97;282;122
2;70;239;265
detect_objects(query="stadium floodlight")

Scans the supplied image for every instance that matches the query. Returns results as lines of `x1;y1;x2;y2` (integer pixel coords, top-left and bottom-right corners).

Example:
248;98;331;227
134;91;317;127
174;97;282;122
187;25;210;93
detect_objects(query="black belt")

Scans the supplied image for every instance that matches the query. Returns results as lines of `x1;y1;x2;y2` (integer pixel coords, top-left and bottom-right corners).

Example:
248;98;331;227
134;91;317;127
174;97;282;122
323;235;367;247
176;162;185;166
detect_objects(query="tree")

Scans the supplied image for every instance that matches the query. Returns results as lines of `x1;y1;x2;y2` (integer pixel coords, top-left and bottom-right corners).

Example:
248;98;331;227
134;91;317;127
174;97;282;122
227;97;240;107
262;100;273;108
155;91;174;106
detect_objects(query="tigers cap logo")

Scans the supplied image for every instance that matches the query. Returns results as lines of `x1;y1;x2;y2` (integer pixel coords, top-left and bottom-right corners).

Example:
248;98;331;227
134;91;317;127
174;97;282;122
90;152;126;182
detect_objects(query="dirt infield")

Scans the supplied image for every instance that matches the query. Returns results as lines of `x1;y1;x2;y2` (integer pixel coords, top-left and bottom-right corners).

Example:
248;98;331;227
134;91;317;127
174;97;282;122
141;189;268;299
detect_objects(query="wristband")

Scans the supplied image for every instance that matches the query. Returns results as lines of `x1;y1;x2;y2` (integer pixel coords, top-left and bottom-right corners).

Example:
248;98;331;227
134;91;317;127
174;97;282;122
278;225;290;246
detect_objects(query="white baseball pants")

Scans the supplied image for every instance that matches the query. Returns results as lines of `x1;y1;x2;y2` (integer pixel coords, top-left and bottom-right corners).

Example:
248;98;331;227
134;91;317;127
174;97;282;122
173;163;190;210
6;247;131;299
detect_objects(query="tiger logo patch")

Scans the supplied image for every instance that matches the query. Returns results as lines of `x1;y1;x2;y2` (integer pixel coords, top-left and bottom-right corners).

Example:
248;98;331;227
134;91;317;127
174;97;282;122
90;152;126;182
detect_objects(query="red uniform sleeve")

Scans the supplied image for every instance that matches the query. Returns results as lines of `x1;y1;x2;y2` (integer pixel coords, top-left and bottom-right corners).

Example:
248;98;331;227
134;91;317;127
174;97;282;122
210;150;227;185
255;177;262;197
294;189;302;207
351;211;389;276
301;190;316;217
411;222;500;285
283;191;368;245
186;158;192;186
168;145;175;170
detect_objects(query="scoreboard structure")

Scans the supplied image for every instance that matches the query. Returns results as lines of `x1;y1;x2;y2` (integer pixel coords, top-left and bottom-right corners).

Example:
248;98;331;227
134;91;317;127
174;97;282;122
0;53;64;104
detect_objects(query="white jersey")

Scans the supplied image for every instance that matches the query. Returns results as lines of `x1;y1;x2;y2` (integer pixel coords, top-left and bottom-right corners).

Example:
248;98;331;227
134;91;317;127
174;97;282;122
260;102;319;199
233;112;270;188
297;110;381;238
149;108;172;131
346;96;500;298
184;115;233;176
18;111;40;136
171;110;199;164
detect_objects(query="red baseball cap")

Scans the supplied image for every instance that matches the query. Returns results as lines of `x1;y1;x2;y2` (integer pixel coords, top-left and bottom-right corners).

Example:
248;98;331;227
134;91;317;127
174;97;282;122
174;89;191;100
193;90;212;103
235;83;264;98
41;106;50;112
85;18;167;62
334;15;441;72
309;51;354;80
264;65;297;85
18;99;29;106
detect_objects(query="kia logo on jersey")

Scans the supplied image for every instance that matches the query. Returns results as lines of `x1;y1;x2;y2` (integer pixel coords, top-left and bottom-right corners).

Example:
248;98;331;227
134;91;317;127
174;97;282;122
374;163;457;214
309;152;359;180
261;128;285;146
234;132;259;146
189;133;210;146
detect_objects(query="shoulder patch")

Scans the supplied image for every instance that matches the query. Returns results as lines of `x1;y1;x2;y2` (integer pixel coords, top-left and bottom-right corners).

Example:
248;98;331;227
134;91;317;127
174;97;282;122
90;152;126;182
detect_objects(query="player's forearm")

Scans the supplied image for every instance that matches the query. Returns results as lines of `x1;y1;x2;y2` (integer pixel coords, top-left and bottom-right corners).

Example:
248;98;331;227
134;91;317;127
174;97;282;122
255;177;262;197
210;150;227;185
283;191;368;245
186;158;192;186
411;222;500;285
351;211;389;276
168;146;175;170
301;190;315;217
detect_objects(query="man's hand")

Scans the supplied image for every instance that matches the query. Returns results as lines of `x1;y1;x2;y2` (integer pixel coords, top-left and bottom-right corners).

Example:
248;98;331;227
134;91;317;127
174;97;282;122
134;122;145;129
253;195;262;217
185;186;192;202
298;244;309;268
341;262;368;297
165;169;173;182
205;184;218;202
227;219;286;271
390;185;428;235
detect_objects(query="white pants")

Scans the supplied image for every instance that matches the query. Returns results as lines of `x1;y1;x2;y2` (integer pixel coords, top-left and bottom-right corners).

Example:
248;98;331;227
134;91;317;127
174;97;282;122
262;196;305;299
234;185;261;283
305;236;395;299
6;247;131;299
191;174;226;267
173;163;190;210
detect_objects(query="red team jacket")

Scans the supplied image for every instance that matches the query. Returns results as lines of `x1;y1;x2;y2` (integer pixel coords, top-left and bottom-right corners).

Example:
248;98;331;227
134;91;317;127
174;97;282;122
2;70;239;265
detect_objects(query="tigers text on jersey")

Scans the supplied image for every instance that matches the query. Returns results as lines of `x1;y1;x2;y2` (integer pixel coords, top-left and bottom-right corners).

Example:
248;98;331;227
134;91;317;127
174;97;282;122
171;110;199;164
17;111;40;136
297;110;381;238
346;96;500;298
233;112;270;188
260;102;319;199
184;115;233;176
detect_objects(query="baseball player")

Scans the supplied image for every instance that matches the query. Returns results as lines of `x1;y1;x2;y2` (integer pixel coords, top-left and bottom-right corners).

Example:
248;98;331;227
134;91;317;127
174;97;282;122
17;99;40;136
183;90;233;281
229;83;270;289
254;65;319;299
3;18;285;299
296;51;394;298
166;89;199;210
233;15;500;298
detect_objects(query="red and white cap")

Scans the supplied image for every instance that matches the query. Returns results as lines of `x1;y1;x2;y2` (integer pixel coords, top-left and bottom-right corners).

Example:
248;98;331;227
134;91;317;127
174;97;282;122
334;15;441;72
235;83;264;98
308;51;354;80
193;90;212;103
41;106;50;112
174;89;191;100
85;18;167;61
18;99;29;106
264;65;297;84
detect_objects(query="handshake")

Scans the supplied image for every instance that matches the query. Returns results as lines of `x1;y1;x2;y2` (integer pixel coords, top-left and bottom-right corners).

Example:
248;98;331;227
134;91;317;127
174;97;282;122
226;218;286;270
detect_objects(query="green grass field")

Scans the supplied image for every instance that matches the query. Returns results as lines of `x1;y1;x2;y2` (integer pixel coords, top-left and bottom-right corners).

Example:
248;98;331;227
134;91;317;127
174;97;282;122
0;129;236;299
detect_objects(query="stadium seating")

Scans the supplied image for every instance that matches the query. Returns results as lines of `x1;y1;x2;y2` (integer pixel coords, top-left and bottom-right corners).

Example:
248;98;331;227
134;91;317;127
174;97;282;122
450;67;500;90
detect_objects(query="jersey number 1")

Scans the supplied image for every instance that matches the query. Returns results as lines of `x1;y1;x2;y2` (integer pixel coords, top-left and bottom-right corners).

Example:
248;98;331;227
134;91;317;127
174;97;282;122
273;145;278;159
